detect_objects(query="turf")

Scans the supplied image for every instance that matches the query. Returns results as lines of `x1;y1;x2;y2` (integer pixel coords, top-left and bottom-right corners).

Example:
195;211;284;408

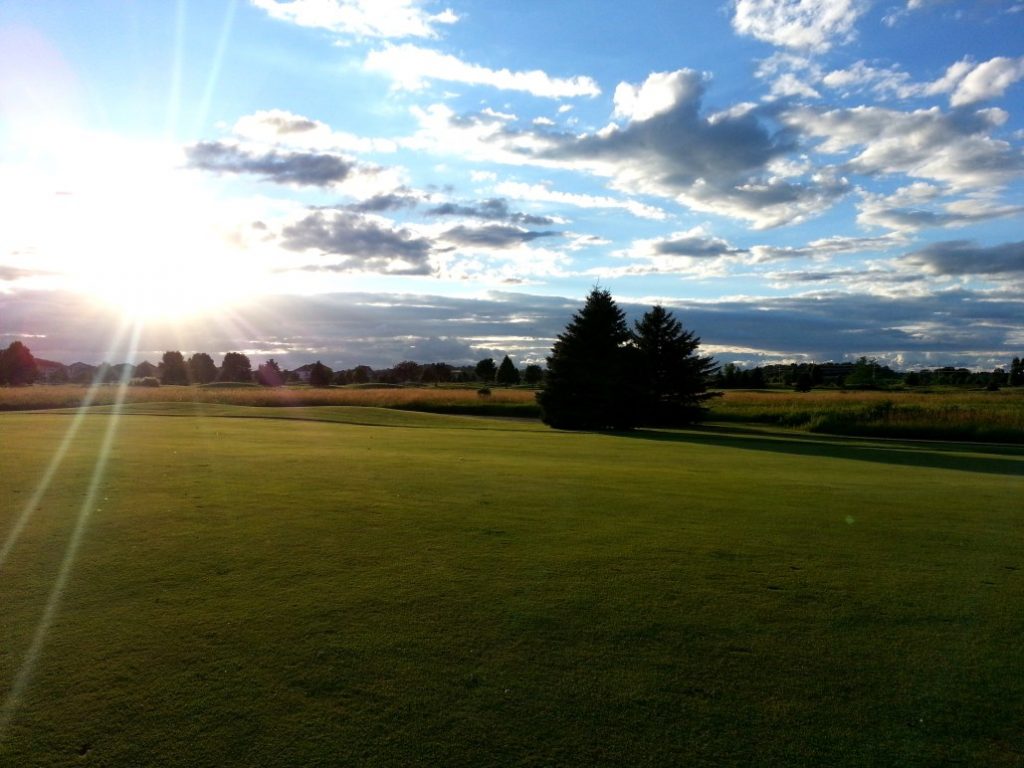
1;406;1022;766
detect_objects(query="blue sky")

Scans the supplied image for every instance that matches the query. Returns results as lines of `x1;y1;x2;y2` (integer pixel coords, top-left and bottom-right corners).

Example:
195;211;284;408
1;0;1022;370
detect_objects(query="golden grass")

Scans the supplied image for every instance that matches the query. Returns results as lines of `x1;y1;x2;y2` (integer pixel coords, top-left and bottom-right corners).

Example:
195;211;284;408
710;388;1024;441
0;384;539;414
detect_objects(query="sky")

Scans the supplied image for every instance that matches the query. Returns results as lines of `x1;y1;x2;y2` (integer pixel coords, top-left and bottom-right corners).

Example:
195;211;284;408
1;0;1023;371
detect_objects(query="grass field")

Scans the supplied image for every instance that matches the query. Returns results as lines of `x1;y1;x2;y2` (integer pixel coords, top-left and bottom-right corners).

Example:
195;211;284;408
1;403;1022;766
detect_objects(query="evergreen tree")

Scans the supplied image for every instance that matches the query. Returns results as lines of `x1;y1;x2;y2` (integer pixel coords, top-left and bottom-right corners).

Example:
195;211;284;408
309;360;333;387
537;288;637;429
632;305;718;425
474;358;497;382
496;355;521;386
1011;357;1024;386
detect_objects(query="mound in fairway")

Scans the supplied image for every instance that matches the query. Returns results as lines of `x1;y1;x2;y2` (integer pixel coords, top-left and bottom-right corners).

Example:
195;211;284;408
1;407;1022;766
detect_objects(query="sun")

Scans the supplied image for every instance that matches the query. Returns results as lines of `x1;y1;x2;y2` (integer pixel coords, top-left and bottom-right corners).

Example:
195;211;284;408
21;137;269;322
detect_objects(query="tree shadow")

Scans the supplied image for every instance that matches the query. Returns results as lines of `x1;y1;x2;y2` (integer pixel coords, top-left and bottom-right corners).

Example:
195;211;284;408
617;424;1024;477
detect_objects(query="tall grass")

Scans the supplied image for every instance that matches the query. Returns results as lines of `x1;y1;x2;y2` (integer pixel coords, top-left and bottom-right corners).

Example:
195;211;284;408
710;388;1024;442
0;384;541;417
4;384;1023;442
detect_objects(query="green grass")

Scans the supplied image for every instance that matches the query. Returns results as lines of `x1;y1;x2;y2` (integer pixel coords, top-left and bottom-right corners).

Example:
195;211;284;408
1;405;1022;766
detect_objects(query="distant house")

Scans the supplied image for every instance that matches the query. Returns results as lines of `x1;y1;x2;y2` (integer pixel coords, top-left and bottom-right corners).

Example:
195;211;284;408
291;364;314;383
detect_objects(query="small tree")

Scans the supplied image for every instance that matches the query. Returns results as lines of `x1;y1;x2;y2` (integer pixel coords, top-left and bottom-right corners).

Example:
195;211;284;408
219;352;252;383
188;352;218;384
0;341;38;386
474;358;497;382
309;360;333;387
160;351;189;385
496;355;521;386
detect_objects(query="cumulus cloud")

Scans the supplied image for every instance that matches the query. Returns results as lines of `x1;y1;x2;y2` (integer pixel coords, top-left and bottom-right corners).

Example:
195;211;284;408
540;70;848;227
426;198;555;226
365;44;600;98
822;56;1024;107
904;239;1024;275
184;141;359;186
404;70;851;227
250;0;458;40
948;56;1024;106
731;0;869;52
280;210;434;274
784;104;1024;189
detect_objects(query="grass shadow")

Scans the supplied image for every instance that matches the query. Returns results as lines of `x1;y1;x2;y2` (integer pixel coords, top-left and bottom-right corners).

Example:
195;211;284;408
619;424;1024;477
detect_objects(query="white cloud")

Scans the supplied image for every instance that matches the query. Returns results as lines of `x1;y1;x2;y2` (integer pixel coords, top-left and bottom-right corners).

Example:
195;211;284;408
755;53;823;100
364;44;600;98
494;181;668;220
250;0;457;39
613;70;704;121
949;56;1024;106
232;109;397;153
731;0;869;52
822;56;1024;107
407;71;850;228
786;104;1024;189
749;232;910;261
857;186;1024;232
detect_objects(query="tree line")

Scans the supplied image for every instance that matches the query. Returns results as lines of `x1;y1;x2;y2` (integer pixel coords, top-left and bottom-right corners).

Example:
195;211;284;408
0;344;544;389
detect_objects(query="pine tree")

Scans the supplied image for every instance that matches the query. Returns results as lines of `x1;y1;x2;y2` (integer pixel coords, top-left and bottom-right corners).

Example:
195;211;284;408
537;288;638;429
496;355;520;386
309;360;333;387
632;305;718;425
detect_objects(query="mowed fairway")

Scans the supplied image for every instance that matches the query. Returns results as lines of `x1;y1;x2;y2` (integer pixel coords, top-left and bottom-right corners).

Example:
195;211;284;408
1;406;1022;766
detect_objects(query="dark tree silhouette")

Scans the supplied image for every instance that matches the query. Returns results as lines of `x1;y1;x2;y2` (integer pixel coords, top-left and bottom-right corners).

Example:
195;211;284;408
523;364;544;386
0;341;38;386
255;359;284;387
160;351;189;385
1011;356;1024;386
188;352;218;384
475;358;497;382
309;360;333;387
496;355;520;386
537;288;638;430
219;352;252;383
633;305;718;425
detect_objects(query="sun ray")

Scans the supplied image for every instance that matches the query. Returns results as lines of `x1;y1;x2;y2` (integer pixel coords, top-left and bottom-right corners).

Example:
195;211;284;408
0;320;142;741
